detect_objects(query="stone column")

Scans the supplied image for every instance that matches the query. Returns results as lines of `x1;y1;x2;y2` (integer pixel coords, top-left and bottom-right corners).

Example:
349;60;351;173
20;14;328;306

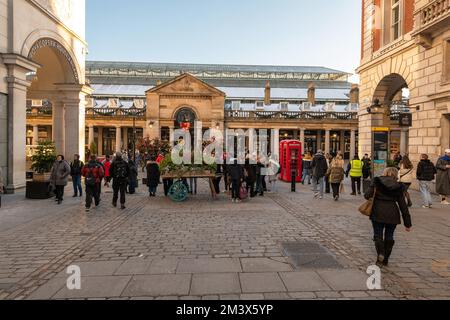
123;127;129;152
98;127;103;156
248;128;256;156
32;125;39;145
56;84;93;162
350;129;357;159
317;130;322;151
115;126;122;153
299;128;305;153
52;100;65;155
272;129;280;160
340;130;346;155
88;125;95;147
325;130;331;155
400;128;408;156
2;54;39;192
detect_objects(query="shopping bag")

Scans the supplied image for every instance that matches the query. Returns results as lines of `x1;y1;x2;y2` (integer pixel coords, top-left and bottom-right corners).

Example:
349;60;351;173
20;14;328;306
358;187;376;217
239;184;248;200
340;183;345;194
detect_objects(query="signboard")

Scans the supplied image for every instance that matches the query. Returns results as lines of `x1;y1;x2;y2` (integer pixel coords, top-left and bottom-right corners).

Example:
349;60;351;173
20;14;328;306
399;113;413;127
372;129;390;178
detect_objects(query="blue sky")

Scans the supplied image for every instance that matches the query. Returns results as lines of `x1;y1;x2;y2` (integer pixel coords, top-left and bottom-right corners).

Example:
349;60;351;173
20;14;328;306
86;0;361;76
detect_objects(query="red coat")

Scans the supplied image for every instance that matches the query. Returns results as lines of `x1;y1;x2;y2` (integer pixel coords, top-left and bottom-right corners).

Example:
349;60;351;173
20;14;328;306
82;163;105;184
156;155;164;165
103;160;111;177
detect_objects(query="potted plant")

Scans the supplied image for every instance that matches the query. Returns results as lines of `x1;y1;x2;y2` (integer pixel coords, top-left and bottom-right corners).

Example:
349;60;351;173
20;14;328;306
31;140;57;182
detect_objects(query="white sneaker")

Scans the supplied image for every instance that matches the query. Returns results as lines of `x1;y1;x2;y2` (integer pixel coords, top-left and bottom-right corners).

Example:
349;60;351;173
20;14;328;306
422;205;430;209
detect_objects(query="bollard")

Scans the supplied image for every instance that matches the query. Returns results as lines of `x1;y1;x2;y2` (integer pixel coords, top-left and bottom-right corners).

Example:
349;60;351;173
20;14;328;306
291;169;296;192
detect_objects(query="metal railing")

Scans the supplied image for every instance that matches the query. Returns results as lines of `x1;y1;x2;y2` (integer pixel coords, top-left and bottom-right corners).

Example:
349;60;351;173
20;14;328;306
85;107;146;119
26;106;53;116
225;110;358;121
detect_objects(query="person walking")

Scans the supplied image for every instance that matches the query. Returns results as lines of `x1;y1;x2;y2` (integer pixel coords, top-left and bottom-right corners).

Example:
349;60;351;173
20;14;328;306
416;154;437;209
347;155;363;196
398;155;414;207
146;157;160;197
81;155;104;212
70;154;84;198
268;156;280;193
50;155;71;205
102;155;112;187
326;156;345;201
311;150;328;199
436;149;450;205
245;156;257;198
364;167;412;267
128;159;138;195
302;152;313;185
256;156;266;197
229;159;244;203
110;152;130;210
324;153;332;194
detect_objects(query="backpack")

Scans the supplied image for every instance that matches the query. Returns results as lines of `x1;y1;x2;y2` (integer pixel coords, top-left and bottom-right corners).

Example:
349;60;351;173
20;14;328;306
114;161;128;180
85;165;97;187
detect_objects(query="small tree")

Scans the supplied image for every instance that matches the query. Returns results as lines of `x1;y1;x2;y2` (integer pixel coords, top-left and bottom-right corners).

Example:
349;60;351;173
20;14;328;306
31;140;57;174
90;141;98;155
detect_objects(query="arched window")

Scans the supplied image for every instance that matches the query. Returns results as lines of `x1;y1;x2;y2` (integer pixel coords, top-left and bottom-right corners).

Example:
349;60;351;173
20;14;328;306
174;107;197;130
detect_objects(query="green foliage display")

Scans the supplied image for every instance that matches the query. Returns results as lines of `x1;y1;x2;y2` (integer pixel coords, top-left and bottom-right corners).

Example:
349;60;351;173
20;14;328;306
137;137;171;159
31;140;57;173
90;142;98;155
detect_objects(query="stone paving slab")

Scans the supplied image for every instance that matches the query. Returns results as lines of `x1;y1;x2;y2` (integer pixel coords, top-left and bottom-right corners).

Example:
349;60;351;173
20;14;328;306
239;273;286;293
191;273;241;296
145;258;179;274
122;274;191;297
114;258;153;275
241;258;293;272
317;269;370;291
53;276;131;299
280;271;332;292
55;261;124;278
177;258;242;274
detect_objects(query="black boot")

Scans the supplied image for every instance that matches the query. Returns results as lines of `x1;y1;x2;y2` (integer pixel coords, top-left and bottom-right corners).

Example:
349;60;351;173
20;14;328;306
383;240;395;266
374;238;385;266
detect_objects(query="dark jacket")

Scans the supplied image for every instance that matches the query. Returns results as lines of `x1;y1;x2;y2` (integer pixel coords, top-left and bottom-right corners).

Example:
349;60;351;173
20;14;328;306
311;154;328;178
416;159;436;181
110;158;130;184
70;160;84;177
362;158;371;179
244;161;257;183
302;159;312;171
436;157;450;195
146;162;160;188
365;176;412;228
128;160;138;186
228;163;245;181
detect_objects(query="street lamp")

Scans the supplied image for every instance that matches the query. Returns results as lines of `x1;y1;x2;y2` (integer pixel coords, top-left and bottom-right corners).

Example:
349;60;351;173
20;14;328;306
366;98;383;114
128;104;139;162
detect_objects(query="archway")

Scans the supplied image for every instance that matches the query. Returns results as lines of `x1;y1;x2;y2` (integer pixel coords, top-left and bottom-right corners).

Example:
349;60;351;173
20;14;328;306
371;73;410;160
25;37;90;166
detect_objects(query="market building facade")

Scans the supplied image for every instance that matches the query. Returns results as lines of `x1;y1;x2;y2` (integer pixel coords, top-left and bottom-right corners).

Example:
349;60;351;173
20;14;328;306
1;0;90;192
26;61;361;162
358;0;450;164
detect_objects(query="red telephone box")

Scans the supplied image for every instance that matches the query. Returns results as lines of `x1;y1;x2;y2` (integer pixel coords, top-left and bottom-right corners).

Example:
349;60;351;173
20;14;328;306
280;140;303;183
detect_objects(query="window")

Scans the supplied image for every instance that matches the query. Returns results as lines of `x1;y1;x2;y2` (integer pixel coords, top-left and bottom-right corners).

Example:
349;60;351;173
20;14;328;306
391;0;402;41
231;101;241;111
280;102;289;111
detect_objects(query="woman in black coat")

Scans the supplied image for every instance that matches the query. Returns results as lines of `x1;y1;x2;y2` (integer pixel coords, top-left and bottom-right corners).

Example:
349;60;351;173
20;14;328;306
146;159;160;197
364;167;412;267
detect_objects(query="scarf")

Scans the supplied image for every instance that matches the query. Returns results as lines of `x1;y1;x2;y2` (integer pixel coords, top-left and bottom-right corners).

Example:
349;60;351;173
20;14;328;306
441;155;450;162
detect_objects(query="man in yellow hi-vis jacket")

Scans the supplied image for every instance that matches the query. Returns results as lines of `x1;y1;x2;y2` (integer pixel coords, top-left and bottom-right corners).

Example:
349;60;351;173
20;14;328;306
346;155;363;196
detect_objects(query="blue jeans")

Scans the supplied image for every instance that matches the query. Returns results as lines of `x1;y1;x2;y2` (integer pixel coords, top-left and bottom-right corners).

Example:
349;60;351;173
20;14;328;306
419;180;433;207
312;176;325;197
148;185;157;195
372;220;397;241
302;169;311;184
72;175;82;196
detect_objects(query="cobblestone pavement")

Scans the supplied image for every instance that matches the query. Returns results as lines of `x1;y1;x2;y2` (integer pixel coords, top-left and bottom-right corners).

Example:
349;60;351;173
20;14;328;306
0;179;448;300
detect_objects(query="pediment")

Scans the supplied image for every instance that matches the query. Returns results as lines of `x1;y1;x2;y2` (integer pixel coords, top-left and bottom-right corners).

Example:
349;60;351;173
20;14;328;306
146;73;225;97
